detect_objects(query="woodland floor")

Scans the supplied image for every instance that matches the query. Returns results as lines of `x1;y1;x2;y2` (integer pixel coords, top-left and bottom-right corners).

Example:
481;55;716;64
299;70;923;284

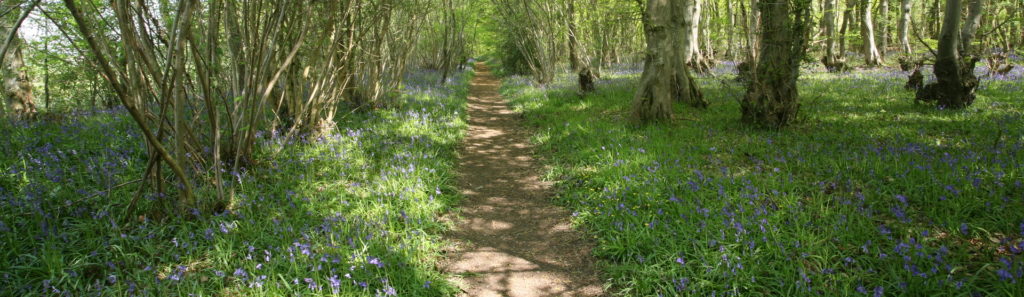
441;63;606;297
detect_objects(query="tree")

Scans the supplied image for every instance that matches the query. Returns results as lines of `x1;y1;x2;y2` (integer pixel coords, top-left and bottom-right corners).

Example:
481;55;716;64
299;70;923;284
57;0;433;212
491;0;559;85
960;0;984;54
566;0;596;93
1;0;39;119
683;0;712;73
632;0;706;124
860;0;883;66
898;0;912;53
821;0;846;72
838;0;854;60
915;0;980;109
741;0;813;128
879;0;890;58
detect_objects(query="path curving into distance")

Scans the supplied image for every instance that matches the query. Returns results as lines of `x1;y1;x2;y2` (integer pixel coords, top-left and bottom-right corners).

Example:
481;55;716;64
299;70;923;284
441;63;605;297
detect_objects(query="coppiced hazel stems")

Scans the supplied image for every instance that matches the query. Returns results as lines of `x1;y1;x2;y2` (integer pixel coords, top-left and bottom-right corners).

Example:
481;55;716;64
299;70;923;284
59;0;434;213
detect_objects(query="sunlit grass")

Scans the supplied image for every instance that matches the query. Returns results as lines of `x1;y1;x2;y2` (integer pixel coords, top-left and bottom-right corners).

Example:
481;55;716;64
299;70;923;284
501;63;1024;296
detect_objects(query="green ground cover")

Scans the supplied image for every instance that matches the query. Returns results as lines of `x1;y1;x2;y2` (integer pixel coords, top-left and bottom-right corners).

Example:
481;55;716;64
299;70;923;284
501;63;1024;296
0;69;471;296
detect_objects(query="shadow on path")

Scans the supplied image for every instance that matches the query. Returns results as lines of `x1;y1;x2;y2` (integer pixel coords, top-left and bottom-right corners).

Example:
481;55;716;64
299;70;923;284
441;63;605;297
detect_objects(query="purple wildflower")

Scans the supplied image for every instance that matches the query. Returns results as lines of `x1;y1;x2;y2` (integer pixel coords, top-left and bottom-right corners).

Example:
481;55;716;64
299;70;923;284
368;256;384;268
329;275;341;293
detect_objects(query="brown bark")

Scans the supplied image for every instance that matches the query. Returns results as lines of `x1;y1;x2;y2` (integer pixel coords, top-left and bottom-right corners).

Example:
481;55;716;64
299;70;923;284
916;0;978;109
632;0;706;124
861;0;883;66
960;0;983;54
822;0;848;72
879;0;889;58
1;2;37;119
839;0;853;59
1;37;35;118
898;0;912;53
741;0;812;129
567;0;596;94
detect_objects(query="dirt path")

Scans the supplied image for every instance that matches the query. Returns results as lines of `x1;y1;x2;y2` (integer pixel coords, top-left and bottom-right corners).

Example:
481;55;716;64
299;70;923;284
441;63;605;297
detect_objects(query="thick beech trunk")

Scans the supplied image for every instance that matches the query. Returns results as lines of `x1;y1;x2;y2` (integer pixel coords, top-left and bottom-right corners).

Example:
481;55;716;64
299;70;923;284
1;5;36;118
632;0;706;123
916;0;979;109
741;0;812;128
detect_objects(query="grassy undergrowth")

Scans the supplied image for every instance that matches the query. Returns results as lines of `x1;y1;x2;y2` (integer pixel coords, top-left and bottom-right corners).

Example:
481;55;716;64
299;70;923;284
0;69;470;296
502;64;1024;296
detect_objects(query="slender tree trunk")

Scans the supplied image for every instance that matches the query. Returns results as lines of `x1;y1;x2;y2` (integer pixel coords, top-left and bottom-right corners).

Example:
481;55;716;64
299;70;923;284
822;0;845;71
879;0;889;58
960;0;983;54
898;0;912;53
742;0;813;128
861;0;883;66
726;0;735;60
567;0;595;93
748;0;760;62
568;0;580;71
930;0;941;38
44;38;50;110
683;0;700;63
916;0;979;109
632;0;706;123
90;73;98;110
839;1;853;59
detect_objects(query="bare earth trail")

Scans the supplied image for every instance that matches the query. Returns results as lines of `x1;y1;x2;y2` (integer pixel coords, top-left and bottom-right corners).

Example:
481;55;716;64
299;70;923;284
441;63;605;297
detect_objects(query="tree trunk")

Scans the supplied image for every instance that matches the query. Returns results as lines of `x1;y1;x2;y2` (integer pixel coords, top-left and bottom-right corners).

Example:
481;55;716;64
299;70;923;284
742;0;812;128
879;0;889;58
567;0;596;93
822;0;846;71
749;0;760;62
930;0;941;38
726;0;735;59
1;12;36;119
960;0;983;54
898;0;912;53
632;0;706;123
916;0;978;109
682;0;701;64
861;0;883;66
44;37;50;111
839;1;853;59
567;0;579;71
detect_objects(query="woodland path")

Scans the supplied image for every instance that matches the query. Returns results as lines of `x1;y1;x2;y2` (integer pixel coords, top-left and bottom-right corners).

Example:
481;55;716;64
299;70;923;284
441;63;605;297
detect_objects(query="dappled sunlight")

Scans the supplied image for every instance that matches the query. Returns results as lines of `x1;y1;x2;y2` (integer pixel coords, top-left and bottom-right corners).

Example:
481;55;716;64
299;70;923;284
442;64;605;297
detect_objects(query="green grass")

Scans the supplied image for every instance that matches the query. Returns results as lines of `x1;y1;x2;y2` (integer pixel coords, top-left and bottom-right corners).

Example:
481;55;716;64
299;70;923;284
500;64;1024;296
0;69;471;296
